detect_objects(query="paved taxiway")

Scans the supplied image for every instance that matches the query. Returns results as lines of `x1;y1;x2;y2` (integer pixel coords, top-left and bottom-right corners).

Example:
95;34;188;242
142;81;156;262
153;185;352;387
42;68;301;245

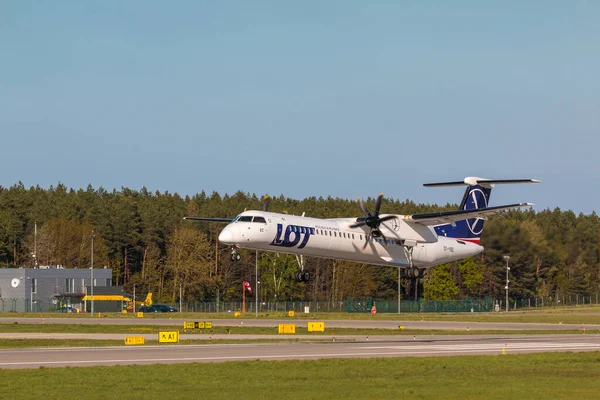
0;334;599;369
1;317;599;331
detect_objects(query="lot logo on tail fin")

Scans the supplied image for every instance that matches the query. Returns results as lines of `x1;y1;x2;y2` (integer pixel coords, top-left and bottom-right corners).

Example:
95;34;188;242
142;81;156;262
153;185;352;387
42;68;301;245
465;187;489;235
435;184;492;242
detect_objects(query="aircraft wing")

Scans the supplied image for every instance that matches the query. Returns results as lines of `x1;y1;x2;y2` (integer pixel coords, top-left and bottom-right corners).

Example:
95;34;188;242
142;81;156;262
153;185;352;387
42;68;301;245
402;203;533;226
183;217;234;223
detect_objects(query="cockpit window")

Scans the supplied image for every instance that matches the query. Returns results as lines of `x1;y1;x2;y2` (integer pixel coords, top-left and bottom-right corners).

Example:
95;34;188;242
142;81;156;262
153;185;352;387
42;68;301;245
238;216;253;222
253;216;266;223
232;216;240;222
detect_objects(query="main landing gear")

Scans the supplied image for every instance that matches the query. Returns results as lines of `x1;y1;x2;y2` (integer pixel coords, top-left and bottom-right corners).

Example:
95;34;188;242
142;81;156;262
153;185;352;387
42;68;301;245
402;241;423;278
294;270;311;283
294;254;311;283
405;266;423;279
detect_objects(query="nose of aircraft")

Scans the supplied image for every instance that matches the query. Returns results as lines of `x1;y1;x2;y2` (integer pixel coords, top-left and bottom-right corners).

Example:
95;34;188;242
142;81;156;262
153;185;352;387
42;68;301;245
218;225;235;245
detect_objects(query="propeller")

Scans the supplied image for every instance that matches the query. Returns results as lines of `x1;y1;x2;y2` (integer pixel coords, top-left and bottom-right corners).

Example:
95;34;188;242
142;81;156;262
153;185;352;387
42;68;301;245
262;195;270;211
350;193;396;247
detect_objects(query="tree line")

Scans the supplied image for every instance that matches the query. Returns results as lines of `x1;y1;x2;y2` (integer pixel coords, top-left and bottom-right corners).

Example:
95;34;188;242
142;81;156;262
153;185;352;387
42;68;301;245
1;182;598;304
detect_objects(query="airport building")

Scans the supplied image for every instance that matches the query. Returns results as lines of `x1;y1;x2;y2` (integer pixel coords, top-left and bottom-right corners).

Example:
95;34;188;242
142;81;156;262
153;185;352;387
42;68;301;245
0;266;114;312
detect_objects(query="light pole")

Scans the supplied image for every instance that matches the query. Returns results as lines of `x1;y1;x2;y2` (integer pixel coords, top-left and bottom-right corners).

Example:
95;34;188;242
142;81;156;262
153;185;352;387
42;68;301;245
31;222;38;268
255;250;258;317
504;255;510;312
398;267;401;314
20;277;33;312
91;231;95;315
34;222;38;267
28;277;33;312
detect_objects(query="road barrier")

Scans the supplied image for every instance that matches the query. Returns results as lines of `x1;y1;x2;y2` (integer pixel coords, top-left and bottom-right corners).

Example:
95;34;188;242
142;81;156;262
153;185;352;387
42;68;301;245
125;336;145;345
278;324;296;334
184;321;213;331
307;322;325;332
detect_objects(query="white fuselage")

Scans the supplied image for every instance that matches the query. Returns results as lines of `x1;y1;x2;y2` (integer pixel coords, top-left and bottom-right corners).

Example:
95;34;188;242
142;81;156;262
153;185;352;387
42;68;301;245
219;211;483;269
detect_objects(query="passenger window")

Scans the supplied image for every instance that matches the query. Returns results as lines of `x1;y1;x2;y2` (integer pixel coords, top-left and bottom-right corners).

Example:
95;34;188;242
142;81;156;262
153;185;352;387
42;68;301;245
253;216;266;223
238;216;253;222
352;234;355;239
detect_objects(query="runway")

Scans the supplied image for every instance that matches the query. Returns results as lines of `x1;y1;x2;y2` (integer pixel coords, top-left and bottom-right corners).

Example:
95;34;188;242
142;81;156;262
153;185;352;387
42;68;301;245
1;317;599;331
0;334;599;369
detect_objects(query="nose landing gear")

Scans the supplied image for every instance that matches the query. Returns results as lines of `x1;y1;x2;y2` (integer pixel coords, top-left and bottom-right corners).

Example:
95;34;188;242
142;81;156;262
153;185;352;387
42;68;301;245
231;248;241;262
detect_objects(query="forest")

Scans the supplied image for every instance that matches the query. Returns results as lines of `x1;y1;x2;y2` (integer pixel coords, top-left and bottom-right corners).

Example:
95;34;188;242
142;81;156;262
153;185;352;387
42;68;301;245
0;182;598;304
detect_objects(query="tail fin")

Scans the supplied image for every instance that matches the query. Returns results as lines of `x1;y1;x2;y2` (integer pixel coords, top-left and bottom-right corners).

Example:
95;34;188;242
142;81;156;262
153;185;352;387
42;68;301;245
424;177;540;243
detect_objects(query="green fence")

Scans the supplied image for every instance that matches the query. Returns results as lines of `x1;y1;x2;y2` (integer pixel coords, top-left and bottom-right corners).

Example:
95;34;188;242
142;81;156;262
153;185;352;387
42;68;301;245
345;297;492;313
182;300;347;314
2;294;600;313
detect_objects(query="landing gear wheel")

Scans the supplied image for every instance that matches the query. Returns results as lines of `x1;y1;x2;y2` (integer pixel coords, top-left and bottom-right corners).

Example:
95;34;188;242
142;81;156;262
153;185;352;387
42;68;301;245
231;249;240;262
406;266;420;279
302;271;311;282
294;271;311;283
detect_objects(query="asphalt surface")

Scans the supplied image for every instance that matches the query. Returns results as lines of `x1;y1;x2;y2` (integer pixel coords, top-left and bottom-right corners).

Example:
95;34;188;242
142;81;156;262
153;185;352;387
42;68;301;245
1;334;599;369
1;317;600;331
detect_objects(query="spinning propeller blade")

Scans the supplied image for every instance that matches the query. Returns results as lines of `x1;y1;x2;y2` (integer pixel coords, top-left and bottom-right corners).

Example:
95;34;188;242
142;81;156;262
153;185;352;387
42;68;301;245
353;193;393;247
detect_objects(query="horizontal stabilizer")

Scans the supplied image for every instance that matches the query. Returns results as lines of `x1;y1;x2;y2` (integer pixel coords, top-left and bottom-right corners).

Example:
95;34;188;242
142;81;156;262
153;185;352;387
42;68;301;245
424;177;541;188
183;217;233;223
403;203;534;226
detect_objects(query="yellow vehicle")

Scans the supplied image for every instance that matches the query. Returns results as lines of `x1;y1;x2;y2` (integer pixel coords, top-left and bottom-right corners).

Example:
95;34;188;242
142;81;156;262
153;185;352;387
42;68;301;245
125;293;153;312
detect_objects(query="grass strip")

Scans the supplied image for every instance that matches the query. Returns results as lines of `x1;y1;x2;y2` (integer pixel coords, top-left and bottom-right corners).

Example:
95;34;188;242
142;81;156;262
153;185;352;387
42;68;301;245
1;352;600;399
3;310;600;324
0;323;597;336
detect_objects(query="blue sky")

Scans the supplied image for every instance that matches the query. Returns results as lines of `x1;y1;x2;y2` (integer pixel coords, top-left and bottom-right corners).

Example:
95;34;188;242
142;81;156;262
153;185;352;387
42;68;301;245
2;1;598;213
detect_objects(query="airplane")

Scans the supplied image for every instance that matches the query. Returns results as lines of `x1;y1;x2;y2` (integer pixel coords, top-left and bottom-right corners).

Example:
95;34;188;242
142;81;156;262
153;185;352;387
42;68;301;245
185;177;539;281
